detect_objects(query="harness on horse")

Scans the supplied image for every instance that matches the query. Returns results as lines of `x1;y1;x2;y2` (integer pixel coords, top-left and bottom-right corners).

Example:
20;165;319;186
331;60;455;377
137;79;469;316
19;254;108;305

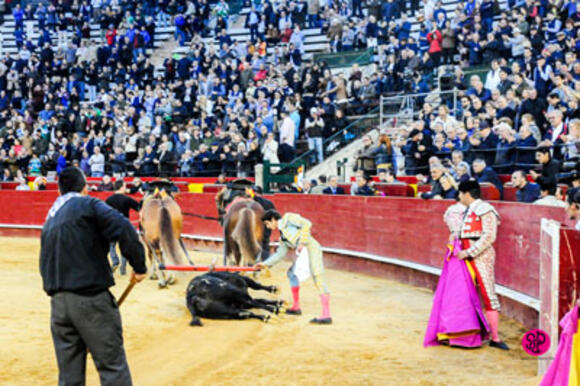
217;179;255;224
145;180;178;197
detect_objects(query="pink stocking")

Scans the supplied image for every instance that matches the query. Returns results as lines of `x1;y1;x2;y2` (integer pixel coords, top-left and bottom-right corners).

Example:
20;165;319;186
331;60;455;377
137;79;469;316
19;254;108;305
486;310;500;342
289;286;300;310
320;294;331;319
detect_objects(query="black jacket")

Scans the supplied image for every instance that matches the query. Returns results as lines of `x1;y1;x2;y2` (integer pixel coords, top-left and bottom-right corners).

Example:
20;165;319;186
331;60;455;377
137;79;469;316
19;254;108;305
475;166;504;199
254;195;275;211
540;158;561;185
40;196;146;296
106;194;140;218
323;186;345;195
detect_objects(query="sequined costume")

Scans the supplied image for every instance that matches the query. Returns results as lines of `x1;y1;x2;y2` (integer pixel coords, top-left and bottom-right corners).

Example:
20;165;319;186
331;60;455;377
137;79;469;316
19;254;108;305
459;199;501;311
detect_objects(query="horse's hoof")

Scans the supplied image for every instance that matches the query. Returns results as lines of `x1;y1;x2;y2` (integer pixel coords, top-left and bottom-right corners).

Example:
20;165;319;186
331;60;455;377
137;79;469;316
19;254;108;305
149;274;158;281
190;319;203;327
271;286;280;294
263;314;271;323
158;282;167;289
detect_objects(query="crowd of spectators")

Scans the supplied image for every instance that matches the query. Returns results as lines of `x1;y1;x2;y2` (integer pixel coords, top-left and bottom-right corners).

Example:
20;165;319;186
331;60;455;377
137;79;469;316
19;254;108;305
1;0;421;184
2;0;580;203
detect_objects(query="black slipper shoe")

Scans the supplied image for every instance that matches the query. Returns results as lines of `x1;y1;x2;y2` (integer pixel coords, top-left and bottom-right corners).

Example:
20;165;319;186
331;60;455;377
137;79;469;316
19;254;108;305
489;340;510;350
285;309;302;315
310;317;332;324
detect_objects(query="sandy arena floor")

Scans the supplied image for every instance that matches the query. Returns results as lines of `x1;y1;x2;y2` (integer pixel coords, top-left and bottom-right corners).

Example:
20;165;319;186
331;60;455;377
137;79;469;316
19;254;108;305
0;236;543;386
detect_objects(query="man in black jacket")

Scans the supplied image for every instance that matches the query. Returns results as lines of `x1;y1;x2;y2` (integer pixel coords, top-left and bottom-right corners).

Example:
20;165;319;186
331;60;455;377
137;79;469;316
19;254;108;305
323;175;346;194
531;146;561;184
106;180;141;274
40;167;147;386
472;158;504;199
403;129;431;175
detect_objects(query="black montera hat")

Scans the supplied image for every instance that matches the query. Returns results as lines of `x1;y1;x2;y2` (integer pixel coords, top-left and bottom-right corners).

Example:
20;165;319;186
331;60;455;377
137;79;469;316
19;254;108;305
458;178;480;193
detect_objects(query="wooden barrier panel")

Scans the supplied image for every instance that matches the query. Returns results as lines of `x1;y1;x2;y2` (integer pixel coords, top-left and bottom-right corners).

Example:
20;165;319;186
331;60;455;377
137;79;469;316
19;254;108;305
559;228;580;322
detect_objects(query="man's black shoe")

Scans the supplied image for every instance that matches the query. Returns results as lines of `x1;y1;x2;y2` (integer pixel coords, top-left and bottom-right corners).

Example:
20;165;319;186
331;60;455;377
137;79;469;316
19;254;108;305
310;317;332;324
489;340;510;350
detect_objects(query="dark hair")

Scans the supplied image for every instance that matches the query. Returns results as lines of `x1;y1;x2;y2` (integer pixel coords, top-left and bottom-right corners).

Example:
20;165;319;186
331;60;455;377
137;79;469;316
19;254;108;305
319;175;327;183
262;209;282;222
539;180;557;195
536;146;551;155
58;167;86;194
113;180;125;191
458;179;481;199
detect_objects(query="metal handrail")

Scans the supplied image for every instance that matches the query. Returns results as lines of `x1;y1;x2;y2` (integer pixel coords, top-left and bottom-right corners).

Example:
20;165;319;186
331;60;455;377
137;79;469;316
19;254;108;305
290;105;381;169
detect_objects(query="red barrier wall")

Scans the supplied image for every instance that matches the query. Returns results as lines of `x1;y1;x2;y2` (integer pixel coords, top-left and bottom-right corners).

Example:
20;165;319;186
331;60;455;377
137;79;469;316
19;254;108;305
0;191;572;297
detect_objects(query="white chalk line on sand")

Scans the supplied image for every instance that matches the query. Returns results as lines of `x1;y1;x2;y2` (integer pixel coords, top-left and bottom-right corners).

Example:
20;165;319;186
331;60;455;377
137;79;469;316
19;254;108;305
0;224;540;312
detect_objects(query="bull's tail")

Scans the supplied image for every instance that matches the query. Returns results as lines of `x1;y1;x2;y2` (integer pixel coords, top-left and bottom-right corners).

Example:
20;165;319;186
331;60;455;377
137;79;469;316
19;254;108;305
231;207;262;266
159;205;185;266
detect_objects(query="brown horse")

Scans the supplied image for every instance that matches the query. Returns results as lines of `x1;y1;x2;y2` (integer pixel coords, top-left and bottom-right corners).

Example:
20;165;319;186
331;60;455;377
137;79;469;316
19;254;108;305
140;189;193;288
213;196;265;267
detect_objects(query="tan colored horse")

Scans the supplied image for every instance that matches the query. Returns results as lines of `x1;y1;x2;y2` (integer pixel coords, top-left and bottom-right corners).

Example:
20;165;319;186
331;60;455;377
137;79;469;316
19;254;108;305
140;189;193;288
212;196;265;267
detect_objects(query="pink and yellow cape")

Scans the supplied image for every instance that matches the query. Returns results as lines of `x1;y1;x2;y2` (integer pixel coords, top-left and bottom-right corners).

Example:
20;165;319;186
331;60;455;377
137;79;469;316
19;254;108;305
541;304;580;386
424;239;490;348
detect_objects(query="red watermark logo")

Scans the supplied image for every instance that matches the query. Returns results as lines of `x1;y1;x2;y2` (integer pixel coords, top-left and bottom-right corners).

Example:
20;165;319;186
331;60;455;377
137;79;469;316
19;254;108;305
522;329;551;356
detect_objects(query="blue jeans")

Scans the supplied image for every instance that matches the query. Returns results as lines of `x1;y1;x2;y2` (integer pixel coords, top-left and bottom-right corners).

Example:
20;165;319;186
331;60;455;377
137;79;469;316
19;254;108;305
308;14;318;28
110;242;127;274
175;27;187;46
308;137;323;164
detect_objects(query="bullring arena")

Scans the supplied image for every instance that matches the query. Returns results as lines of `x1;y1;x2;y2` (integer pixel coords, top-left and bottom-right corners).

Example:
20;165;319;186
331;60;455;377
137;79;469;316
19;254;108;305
1;237;541;386
1;182;579;386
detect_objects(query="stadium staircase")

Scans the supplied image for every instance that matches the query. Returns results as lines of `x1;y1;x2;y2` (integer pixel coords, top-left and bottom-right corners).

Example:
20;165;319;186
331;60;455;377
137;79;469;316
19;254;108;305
304;128;379;182
0;12;174;56
171;0;507;64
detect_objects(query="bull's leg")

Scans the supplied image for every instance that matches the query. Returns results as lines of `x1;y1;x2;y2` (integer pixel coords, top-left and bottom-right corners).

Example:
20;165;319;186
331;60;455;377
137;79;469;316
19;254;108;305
186;298;203;326
180;238;194;265
203;302;270;323
253;298;285;308
235;275;278;294
227;288;279;314
242;298;279;314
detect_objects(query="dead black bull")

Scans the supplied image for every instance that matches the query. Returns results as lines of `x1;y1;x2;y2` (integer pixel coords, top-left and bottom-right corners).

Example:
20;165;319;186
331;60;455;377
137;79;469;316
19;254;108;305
186;272;284;326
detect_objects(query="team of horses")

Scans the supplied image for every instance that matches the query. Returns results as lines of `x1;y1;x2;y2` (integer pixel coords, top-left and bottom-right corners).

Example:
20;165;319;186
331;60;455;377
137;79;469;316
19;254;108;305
136;181;276;325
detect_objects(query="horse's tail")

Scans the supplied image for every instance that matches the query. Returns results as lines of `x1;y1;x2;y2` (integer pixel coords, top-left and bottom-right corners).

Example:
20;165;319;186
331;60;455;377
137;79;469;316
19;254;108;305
231;207;262;265
159;204;185;266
